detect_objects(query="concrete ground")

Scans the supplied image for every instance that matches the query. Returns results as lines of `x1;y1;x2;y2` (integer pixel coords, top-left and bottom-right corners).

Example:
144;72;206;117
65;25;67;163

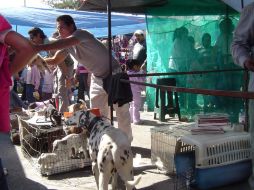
0;111;252;190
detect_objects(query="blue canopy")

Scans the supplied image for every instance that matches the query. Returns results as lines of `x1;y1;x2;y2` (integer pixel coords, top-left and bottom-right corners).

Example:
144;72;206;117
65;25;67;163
0;6;146;37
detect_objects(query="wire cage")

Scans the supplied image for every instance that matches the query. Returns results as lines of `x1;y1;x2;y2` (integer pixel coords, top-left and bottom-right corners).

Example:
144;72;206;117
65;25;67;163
10;111;31;145
18;116;91;176
151;124;195;174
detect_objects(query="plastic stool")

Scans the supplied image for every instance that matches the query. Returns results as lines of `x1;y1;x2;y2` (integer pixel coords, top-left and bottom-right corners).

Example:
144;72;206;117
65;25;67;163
154;78;181;121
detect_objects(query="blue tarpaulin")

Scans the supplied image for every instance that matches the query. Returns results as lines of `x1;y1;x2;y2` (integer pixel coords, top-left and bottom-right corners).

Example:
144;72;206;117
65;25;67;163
0;7;146;37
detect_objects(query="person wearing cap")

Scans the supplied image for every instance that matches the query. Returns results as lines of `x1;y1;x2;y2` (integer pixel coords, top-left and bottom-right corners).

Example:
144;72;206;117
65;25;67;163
132;30;147;69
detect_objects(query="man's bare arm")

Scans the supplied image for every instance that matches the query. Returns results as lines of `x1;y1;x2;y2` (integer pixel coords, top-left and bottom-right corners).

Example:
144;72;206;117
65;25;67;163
36;36;80;52
44;50;68;65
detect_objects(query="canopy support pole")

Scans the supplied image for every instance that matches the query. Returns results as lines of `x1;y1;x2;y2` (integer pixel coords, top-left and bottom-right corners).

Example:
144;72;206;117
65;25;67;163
107;0;114;125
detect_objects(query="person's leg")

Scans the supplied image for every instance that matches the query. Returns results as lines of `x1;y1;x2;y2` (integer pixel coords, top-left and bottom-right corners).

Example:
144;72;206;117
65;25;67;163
133;91;142;124
114;103;132;143
129;101;134;123
21;83;26;100
78;73;85;101
26;84;35;103
58;84;69;113
90;74;109;118
83;73;90;98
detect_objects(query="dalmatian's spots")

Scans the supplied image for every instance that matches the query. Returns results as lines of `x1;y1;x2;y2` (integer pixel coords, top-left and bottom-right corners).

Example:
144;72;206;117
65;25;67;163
103;125;110;130
68;110;140;189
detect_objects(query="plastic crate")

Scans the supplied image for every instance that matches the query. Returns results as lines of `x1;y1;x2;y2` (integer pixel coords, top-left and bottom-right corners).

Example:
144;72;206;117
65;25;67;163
195;160;252;189
151;124;195;173
174;151;195;190
179;131;252;190
181;131;251;168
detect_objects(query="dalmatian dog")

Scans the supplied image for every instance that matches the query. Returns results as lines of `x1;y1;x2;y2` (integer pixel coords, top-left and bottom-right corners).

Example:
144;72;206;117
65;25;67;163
52;131;89;159
66;110;141;190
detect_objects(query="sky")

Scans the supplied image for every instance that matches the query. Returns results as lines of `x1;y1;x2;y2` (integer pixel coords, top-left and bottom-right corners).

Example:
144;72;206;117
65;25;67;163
0;0;49;8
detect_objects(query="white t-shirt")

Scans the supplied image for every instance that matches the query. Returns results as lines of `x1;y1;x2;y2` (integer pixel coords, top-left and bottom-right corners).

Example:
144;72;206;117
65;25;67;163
66;29;120;78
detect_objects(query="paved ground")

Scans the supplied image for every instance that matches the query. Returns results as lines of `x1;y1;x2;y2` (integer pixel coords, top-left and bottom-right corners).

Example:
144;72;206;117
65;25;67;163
0;111;252;190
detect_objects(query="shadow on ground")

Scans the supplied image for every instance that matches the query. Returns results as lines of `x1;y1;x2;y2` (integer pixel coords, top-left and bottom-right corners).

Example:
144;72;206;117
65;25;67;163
132;146;151;159
0;133;49;190
47;166;92;180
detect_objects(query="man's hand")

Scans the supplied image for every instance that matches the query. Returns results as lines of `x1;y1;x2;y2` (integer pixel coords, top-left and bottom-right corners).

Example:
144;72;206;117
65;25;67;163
33;91;40;100
65;77;73;89
244;58;254;72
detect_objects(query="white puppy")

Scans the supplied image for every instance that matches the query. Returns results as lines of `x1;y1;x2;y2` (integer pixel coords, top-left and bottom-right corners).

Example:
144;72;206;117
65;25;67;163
38;153;59;169
52;131;88;159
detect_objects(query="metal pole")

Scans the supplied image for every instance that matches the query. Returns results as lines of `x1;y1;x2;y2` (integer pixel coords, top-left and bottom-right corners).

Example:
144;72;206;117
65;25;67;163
107;0;113;125
241;0;244;11
240;0;249;131
24;0;26;7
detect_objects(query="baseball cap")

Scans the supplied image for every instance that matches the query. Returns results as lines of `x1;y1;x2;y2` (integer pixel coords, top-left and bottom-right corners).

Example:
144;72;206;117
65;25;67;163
134;30;144;35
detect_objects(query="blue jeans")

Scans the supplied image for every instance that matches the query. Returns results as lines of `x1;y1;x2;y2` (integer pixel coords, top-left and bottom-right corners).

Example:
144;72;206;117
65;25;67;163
26;84;35;103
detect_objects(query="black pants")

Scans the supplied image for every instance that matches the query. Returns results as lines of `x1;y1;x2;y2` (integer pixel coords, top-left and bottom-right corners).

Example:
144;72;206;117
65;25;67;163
77;73;89;102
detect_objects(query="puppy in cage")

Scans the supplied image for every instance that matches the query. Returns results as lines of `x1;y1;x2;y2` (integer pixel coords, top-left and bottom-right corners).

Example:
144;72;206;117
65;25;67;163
37;152;59;170
52;129;89;159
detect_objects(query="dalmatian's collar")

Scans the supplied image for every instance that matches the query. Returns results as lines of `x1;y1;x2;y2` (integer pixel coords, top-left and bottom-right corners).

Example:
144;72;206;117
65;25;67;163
78;111;102;134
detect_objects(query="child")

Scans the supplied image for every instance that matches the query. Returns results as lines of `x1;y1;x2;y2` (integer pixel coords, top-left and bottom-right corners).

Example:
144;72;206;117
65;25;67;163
126;59;146;125
41;68;54;101
25;60;41;103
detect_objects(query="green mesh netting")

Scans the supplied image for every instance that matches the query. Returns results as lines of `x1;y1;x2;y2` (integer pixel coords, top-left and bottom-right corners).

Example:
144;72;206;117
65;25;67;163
145;12;244;122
